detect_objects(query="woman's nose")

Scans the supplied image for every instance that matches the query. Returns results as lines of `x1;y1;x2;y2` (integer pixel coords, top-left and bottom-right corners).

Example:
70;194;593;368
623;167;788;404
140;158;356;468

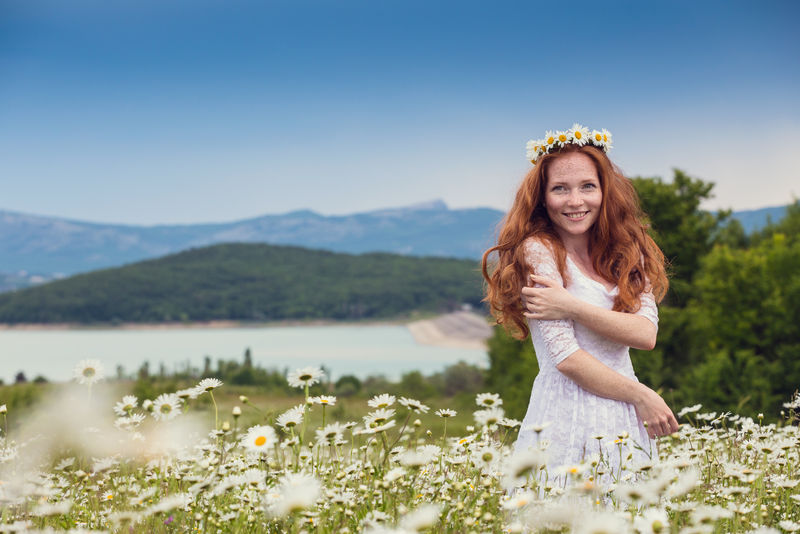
567;190;582;206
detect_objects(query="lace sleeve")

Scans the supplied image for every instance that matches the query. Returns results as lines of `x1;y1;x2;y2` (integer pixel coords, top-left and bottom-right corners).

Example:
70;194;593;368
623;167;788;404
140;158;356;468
523;238;581;365
635;289;659;327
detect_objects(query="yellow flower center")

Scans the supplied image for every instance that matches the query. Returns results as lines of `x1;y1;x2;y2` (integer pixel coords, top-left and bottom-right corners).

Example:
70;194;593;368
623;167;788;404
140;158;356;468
603;134;608;142
547;136;555;144
160;404;172;414
574;131;582;139
106;494;113;500
569;467;578;474
558;134;567;142
83;368;95;378
255;436;267;446
595;133;602;141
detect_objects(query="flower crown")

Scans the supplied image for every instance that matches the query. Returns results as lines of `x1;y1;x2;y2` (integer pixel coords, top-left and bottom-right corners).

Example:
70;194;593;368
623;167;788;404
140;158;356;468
525;123;613;164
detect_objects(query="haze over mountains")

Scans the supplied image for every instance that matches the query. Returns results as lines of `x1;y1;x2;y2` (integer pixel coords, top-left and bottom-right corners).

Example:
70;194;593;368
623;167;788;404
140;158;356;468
0;200;789;293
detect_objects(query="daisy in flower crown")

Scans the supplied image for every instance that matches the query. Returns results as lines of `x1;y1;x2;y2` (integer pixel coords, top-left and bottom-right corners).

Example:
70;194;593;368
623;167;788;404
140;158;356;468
481;123;677;484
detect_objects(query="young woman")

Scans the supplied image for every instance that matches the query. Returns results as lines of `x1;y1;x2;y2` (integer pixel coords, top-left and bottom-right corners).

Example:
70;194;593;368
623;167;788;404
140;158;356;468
481;124;678;478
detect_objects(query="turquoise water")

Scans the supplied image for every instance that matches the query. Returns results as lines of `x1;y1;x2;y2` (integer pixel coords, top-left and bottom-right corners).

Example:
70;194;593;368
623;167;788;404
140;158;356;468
0;324;488;383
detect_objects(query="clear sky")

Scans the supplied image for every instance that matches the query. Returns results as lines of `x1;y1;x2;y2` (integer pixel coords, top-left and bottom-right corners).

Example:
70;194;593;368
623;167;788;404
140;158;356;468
1;0;798;224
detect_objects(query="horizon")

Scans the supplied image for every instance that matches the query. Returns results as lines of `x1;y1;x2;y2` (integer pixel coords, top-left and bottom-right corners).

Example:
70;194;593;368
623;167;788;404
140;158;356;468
0;197;792;229
2;1;798;225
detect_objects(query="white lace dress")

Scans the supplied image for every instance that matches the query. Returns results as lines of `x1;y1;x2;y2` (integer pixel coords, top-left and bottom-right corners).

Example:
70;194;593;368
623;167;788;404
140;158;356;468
514;238;658;482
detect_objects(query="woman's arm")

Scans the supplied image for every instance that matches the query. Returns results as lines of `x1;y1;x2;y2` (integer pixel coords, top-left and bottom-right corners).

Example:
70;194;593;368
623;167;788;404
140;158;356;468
522;275;657;350
556;348;679;438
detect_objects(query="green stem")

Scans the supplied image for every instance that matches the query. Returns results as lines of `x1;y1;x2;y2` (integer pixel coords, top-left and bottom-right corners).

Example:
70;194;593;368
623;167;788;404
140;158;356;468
209;391;219;430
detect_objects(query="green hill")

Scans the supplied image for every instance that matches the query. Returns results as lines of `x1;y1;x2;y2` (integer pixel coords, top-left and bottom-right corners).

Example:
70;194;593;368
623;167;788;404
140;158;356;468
0;243;484;324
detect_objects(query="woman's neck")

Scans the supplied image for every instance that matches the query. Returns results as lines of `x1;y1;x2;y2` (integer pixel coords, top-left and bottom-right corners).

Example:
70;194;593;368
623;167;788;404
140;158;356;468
556;231;590;259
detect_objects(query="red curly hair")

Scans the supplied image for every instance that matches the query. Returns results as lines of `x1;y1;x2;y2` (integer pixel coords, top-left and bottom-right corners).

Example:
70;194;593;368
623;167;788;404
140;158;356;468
481;143;668;339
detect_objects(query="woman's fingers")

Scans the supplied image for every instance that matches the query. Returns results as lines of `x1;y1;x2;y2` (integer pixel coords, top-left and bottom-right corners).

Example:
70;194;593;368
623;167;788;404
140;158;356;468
529;274;559;287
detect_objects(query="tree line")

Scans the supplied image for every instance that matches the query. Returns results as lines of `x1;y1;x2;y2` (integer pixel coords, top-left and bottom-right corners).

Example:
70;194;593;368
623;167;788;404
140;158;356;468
0;244;484;323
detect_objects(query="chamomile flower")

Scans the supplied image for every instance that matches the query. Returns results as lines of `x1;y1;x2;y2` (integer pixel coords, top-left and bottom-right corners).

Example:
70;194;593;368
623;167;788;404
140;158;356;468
368;394;396;409
287;366;325;388
569;123;590;146
151;393;181;421
175;387;201;400
364;408;395;427
196;378;223;392
242;425;277;453
399;503;442;531
600;128;613;150
543;130;557;149
474;407;505;427
399;397;429;414
113;395;138;417
315;422;346;445
266;472;321;517
310;395;337;406
73;359;105;385
435;409;457;418
555;130;569;146
525;140;538;162
475;392;503;407
277;405;305;430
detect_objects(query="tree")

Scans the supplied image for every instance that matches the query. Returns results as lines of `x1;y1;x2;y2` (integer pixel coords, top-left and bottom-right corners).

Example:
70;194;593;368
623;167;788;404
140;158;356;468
632;170;727;305
485;326;539;420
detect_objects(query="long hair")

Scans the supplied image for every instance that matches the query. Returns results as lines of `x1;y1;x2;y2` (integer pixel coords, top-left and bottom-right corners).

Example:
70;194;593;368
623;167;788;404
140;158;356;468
481;144;668;339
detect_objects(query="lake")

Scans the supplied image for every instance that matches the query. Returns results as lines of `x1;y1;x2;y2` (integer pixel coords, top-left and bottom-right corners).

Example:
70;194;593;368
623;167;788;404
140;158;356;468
0;323;488;384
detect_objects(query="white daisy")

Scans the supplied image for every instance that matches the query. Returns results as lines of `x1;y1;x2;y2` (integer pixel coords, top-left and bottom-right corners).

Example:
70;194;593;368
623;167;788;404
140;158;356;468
286;366;325;388
310;395;337;406
175;387;201;400
555;130;569;146
315;422;346;445
196;378;223;392
113;395;138;417
474;407;505;427
276;405;305;430
242;425;277;453
543;130;557;150
367;394;396;409
590;129;604;147
364;408;396;427
569;123;590;146
73;359;104;385
525;139;538;162
399;503;442;531
266;472;321;517
151;393;181;421
600;128;613;151
435;409;457;418
475;392;503;407
398;397;429;414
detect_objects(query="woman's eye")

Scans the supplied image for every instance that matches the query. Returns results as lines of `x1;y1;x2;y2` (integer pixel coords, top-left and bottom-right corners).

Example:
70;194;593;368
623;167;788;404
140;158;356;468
551;185;566;192
582;183;597;189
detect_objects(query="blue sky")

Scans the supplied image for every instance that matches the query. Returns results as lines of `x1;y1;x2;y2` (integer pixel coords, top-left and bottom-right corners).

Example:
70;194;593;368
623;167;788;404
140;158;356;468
1;0;798;224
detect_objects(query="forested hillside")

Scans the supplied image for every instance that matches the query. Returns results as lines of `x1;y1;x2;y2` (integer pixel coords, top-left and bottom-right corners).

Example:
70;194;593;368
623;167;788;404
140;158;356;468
486;170;800;421
0;244;483;323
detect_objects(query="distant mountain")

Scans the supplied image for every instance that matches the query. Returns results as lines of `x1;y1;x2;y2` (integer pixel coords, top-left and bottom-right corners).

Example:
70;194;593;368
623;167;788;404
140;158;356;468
0;200;503;277
0;200;790;289
726;205;788;233
0;243;484;324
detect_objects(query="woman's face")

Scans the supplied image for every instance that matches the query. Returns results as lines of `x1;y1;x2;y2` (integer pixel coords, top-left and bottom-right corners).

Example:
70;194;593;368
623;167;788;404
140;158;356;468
543;151;603;240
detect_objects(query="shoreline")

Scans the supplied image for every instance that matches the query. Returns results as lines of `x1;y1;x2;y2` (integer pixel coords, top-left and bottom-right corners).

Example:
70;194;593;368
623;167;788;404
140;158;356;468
0;312;493;350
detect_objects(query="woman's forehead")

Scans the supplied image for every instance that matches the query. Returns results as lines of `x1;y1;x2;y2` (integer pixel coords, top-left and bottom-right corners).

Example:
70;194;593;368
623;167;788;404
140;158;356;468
547;152;598;180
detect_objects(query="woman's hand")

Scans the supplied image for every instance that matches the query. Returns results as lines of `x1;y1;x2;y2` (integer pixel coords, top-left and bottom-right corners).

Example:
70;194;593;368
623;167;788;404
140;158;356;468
522;274;579;321
632;385;680;439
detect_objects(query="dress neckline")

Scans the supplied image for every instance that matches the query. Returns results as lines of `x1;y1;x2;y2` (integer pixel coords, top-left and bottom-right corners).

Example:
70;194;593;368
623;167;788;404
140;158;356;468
566;254;618;294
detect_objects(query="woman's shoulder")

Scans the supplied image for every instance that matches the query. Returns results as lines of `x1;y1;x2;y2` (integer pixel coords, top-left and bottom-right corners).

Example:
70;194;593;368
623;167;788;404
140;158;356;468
521;235;559;266
521;234;556;256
